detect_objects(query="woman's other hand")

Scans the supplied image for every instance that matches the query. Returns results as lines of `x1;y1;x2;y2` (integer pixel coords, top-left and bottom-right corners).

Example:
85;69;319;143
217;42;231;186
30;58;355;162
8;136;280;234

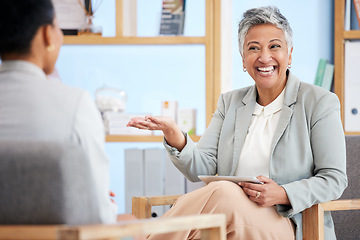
127;115;186;151
239;176;290;207
110;190;116;204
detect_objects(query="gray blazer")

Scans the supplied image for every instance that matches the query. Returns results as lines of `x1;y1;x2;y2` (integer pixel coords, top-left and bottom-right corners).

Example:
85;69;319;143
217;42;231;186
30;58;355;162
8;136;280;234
0;60;117;224
165;71;347;240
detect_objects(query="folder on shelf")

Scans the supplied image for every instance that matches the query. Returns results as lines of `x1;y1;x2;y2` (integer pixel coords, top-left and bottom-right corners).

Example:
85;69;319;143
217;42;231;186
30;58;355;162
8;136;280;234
144;149;166;217
125;147;204;216
124;149;144;214
344;40;360;132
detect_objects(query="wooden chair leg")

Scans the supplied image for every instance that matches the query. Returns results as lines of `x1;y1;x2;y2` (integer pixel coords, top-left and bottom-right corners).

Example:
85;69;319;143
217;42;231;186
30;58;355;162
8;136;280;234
132;197;152;219
302;204;325;240
132;195;180;219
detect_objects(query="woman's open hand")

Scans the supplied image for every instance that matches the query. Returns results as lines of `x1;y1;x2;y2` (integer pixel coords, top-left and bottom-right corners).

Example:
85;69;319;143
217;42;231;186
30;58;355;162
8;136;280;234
127;115;175;133
239;176;290;207
127;115;186;151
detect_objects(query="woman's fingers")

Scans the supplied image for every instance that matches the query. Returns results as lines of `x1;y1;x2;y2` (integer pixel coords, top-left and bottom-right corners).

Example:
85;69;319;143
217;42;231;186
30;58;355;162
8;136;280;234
239;181;263;192
256;175;272;184
127;115;177;134
127;117;153;129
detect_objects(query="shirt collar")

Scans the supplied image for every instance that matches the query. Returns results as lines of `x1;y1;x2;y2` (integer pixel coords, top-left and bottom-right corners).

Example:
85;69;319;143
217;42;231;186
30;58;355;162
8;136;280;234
253;87;286;117
0;60;48;81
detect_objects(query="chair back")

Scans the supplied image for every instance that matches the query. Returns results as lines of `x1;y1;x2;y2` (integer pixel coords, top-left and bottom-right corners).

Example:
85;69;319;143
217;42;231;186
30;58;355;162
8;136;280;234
333;135;360;239
0;141;101;224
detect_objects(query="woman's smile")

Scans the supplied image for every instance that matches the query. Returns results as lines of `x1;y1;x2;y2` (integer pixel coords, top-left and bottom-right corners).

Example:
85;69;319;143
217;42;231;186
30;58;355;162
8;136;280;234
256;65;276;76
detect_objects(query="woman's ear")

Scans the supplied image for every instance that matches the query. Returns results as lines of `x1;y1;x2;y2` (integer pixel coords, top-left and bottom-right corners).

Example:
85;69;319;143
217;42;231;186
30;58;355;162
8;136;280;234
288;47;293;66
43;24;55;52
241;54;246;69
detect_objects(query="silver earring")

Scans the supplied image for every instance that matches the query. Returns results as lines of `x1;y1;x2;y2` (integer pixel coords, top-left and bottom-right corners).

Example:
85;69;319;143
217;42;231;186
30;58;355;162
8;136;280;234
287;64;292;69
243;68;247;72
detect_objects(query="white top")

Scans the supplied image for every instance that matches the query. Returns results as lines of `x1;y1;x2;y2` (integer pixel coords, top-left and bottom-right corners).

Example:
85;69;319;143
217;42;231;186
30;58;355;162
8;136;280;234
235;88;286;178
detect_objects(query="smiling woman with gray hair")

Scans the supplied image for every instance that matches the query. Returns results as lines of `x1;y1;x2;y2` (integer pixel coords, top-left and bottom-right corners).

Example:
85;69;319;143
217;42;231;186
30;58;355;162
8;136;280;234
128;6;347;240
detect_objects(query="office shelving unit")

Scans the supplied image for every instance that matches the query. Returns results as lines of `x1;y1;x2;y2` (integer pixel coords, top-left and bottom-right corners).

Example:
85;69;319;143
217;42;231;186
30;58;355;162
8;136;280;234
63;0;231;142
334;0;360;135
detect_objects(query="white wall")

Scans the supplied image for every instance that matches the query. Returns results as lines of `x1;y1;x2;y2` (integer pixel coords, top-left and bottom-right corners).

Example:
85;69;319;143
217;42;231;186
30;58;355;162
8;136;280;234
55;0;334;213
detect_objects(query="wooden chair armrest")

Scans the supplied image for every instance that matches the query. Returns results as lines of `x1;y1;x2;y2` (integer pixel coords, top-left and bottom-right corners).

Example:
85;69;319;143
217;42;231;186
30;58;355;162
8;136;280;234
0;214;226;240
0;225;61;240
132;195;182;219
320;199;360;211
302;199;360;240
58;214;226;240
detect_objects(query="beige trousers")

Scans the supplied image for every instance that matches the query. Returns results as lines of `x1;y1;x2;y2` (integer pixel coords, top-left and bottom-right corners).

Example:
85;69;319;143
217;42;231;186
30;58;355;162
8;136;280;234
147;181;295;240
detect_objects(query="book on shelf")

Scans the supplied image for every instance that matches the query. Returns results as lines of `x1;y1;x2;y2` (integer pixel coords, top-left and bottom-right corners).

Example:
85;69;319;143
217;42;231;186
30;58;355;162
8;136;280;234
354;0;360;28
314;58;328;87
321;63;334;91
159;0;186;35
345;0;352;30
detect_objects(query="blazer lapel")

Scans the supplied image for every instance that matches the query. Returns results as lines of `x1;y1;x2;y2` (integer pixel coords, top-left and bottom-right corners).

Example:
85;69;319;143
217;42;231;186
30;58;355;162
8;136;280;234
270;72;300;158
231;86;257;175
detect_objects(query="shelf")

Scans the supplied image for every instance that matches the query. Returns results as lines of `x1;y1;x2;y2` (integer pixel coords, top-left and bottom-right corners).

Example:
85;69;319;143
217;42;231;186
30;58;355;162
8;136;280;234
63;36;207;45
343;30;360;39
58;0;229;143
105;135;201;142
334;0;360;134
345;132;360;136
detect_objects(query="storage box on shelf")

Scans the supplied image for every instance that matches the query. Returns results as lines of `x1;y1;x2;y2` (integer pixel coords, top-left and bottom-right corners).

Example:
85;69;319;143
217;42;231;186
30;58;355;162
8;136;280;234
334;0;360;135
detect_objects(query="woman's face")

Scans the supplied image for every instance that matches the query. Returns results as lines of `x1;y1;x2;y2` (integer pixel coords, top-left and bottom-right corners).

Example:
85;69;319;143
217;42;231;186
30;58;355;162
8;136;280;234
242;24;292;94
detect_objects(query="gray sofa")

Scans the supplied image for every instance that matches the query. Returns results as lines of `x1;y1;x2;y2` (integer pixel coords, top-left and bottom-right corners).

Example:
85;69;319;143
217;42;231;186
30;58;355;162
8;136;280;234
332;135;360;240
0;141;101;224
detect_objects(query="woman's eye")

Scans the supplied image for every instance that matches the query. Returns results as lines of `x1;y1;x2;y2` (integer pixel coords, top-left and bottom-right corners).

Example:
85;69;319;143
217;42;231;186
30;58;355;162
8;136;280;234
248;46;259;51
271;44;281;49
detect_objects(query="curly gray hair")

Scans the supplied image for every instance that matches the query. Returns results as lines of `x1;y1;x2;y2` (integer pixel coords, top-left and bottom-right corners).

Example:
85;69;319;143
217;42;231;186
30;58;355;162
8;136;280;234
238;6;293;56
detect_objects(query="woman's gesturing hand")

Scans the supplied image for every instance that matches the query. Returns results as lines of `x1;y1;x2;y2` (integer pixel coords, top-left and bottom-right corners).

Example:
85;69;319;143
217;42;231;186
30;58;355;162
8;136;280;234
127;115;186;151
127;115;175;132
239;176;290;207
